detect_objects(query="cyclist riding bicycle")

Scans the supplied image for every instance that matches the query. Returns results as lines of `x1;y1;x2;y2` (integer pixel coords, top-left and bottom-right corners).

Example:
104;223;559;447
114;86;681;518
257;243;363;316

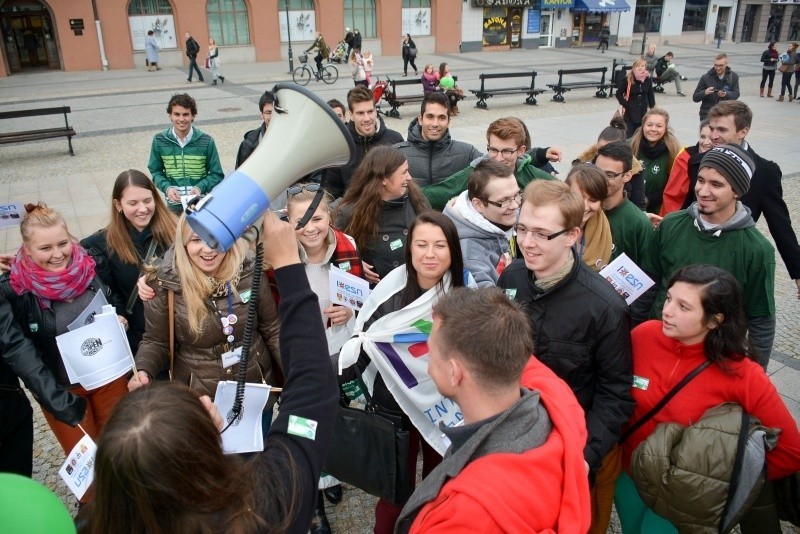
305;32;329;77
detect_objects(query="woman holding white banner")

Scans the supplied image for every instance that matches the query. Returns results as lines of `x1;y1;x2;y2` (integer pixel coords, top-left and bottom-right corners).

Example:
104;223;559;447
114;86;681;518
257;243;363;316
338;211;471;533
0;204;128;486
130;214;281;430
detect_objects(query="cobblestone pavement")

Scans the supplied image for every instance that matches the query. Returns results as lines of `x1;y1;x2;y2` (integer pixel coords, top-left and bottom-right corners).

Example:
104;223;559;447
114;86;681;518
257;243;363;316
4;41;799;532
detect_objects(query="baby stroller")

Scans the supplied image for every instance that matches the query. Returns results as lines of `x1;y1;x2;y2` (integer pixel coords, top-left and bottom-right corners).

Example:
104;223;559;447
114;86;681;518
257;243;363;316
372;77;391;116
329;39;347;64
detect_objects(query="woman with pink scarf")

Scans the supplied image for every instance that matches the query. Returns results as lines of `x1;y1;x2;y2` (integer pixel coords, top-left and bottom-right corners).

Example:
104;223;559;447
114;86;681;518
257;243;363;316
616;58;656;138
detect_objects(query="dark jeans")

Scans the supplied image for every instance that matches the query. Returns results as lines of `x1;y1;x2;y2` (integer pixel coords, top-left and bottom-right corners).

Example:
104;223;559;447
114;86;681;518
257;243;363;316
760;69;776;89
403;56;417;75
0;387;34;477
314;52;323;73
598;39;609;52
187;55;204;81
795;71;800;97
780;71;793;96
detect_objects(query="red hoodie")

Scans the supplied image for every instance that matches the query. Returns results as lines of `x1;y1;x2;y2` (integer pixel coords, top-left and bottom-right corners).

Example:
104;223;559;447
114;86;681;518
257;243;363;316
408;356;591;533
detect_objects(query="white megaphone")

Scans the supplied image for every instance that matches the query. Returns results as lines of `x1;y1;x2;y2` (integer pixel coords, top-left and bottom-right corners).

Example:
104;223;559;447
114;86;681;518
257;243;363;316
186;83;355;251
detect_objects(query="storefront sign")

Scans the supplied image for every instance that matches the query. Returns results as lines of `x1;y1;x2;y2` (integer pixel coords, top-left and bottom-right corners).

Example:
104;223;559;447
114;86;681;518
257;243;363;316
528;10;541;33
542;0;575;6
474;0;536;6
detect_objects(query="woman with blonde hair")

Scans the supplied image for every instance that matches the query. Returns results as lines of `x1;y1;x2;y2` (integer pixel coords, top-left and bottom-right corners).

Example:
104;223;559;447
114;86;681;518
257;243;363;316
616;58;656;137
335;146;430;284
420;63;440;94
130;214;281;429
348;48;367;87
565;164;612;271
629;107;682;214
0;204;128;487
81;169;176;355
206;38;224;85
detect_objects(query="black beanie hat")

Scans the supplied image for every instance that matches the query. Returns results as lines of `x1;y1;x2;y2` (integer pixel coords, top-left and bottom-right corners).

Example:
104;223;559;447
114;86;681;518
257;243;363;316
700;144;755;196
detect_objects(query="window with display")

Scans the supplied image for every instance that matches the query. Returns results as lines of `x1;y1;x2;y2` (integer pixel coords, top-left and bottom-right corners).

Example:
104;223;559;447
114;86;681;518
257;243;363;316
682;0;707;32
633;0;663;33
207;0;250;46
344;0;376;39
277;0;316;42
483;7;508;46
402;0;431;36
128;0;176;50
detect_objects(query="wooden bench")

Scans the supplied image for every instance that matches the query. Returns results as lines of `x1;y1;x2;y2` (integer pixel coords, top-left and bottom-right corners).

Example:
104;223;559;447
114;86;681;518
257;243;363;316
547;67;614;103
383;76;459;118
469;71;545;109
0;106;76;156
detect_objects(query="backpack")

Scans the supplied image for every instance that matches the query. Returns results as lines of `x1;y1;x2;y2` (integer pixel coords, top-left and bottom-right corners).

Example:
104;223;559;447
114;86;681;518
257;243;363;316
655;56;669;77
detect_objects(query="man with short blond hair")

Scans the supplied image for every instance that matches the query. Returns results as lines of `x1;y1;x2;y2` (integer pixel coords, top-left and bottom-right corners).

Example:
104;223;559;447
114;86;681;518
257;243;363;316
498;179;633;534
692;52;740;120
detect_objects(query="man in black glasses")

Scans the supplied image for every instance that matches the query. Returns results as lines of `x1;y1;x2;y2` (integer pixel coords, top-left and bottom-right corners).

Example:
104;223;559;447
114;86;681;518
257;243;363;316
235;90;275;169
442;160;521;287
497;179;633;534
423;117;559;211
593;142;654;266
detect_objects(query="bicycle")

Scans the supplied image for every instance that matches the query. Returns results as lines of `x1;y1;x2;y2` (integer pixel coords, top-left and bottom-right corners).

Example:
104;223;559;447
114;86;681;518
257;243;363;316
292;53;338;86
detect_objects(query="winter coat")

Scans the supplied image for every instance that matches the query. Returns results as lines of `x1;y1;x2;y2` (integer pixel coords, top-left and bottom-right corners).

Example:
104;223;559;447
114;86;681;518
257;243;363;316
396;357;592;534
402;38;416;59
443;191;513;287
135;248;281;402
147;126;224;211
420;72;440;95
323;117;405;199
692;66;740;120
0;273;120;387
630;403;777;533
235;122;265;169
185;36;200;59
0;296;86;426
497;250;634;471
616;75;656;128
144;36;161;63
761;48;779;71
395;119;482;187
81;226;170;354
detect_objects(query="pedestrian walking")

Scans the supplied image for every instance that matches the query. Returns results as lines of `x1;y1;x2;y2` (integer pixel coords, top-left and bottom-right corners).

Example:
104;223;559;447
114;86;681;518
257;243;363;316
144;30;161;71
207;38;224;85
402;34;418;76
184;31;203;83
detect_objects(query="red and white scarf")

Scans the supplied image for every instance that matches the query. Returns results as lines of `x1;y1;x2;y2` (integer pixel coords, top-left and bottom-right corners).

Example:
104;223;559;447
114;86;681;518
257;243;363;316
10;244;96;308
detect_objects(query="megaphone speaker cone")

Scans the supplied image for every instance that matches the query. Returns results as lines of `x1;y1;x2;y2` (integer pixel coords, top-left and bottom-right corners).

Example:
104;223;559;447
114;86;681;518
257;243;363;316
187;83;356;251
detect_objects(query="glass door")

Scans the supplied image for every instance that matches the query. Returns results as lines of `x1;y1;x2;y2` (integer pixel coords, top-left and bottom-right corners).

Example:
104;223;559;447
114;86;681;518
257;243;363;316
539;12;553;48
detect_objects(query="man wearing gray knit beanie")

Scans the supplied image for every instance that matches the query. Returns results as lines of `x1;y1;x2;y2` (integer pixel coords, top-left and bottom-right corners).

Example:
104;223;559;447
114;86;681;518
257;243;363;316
642;141;776;368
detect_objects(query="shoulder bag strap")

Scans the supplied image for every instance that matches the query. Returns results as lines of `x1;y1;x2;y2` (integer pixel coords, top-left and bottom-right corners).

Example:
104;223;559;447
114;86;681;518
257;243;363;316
619;360;712;444
168;289;175;381
125;240;159;315
719;410;751;533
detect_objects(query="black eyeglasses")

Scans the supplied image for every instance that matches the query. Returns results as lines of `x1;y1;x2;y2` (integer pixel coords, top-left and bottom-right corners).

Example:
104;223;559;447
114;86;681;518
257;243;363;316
513;224;570;242
486;146;520;157
603;170;626;180
287;183;322;196
484;192;522;209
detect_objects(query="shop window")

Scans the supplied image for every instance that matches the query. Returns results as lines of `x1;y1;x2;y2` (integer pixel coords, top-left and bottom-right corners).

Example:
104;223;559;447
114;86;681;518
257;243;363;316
127;0;176;51
482;7;508;46
682;0;707;32
278;0;316;42
344;0;376;39
402;0;431;36
207;0;250;46
634;0;663;33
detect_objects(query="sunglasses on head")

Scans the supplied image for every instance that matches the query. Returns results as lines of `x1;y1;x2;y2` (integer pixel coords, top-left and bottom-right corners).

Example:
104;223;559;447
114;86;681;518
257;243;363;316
287;183;322;196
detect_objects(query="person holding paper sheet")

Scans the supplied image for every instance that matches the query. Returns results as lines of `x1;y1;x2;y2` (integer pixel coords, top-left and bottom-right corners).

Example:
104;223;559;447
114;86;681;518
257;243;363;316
565;164;612;272
81;170;177;356
131;214;282;425
82;210;339;533
0;296;87;477
614;264;800;532
641;144;776;368
335;146;430;284
497;180;633;534
338;211;468;533
0;204;127;487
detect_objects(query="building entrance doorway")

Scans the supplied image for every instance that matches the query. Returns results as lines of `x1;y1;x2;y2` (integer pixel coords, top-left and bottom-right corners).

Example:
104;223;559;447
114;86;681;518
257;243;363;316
1;0;60;73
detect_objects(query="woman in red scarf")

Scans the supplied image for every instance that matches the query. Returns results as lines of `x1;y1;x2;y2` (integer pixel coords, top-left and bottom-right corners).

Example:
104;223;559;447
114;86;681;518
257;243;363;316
0;204;128;489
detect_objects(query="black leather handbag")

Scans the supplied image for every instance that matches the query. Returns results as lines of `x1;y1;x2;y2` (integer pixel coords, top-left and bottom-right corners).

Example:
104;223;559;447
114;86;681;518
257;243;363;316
324;370;412;504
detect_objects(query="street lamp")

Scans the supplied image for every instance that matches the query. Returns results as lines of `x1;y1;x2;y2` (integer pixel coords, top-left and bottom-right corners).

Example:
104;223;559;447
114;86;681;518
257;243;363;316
285;0;294;73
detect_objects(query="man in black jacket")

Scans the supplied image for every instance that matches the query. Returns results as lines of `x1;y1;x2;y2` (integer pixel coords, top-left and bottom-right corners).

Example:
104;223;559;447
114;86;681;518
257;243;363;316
692;53;739;120
1;297;86;476
185;31;204;83
323;86;403;199
235;90;275;169
497;179;633;533
707;101;800;300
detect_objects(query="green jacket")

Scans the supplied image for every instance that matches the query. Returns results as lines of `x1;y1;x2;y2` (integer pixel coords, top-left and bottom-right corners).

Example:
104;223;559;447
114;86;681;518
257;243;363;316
423;154;555;212
147;126;224;209
604;198;653;265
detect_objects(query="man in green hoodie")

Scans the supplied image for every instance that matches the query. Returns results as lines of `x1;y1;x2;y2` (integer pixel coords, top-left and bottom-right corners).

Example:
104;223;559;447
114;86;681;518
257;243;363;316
147;93;224;214
422;117;559;211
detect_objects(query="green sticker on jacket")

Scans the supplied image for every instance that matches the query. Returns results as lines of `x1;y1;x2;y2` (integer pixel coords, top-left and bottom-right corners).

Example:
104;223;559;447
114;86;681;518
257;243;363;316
238;289;252;303
288;415;318;440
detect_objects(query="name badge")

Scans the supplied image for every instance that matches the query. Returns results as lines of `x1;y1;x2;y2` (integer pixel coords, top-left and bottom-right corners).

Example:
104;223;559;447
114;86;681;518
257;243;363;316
238;289;252;303
338;261;351;272
504;288;517;299
389;239;403;251
633;375;650;390
222;346;243;369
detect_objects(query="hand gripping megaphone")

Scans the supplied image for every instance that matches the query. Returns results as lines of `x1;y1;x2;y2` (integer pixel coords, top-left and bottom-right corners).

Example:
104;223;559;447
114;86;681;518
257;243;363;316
186;83;356;251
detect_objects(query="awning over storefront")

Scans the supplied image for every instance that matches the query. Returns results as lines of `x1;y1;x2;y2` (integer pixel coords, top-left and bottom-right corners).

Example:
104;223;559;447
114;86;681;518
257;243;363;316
573;0;631;12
